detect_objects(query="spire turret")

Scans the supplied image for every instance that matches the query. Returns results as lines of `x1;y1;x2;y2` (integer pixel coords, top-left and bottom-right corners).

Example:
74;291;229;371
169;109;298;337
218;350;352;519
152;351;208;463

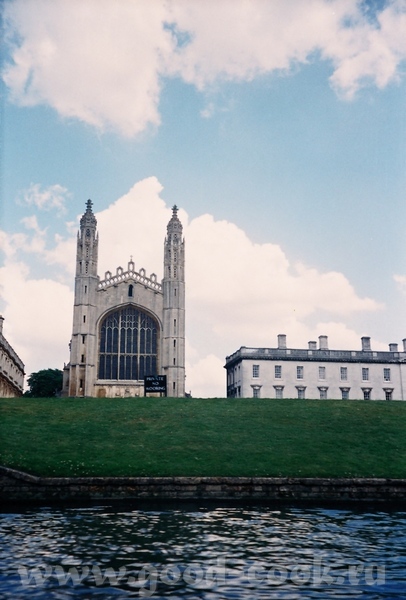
80;199;97;230
162;205;185;397
69;199;99;396
76;199;98;277
166;205;183;241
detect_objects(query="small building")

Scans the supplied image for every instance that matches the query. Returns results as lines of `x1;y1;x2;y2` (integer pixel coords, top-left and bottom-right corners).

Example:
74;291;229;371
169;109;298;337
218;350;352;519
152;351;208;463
62;200;185;398
0;316;25;397
225;334;406;400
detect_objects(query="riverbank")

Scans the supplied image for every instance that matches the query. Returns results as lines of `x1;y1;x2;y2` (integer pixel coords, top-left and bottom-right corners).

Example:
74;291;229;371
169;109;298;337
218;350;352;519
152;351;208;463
1;465;406;506
1;398;406;478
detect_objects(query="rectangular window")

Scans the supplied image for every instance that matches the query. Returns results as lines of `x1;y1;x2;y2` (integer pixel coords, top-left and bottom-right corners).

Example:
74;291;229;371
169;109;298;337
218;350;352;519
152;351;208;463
385;390;393;401
341;389;349;400
318;366;326;380
274;365;282;379
383;368;391;382
340;367;348;381
274;387;283;399
82;335;86;344
81;354;85;363
297;387;305;399
363;389;371;400
362;368;369;381
252;364;260;378
319;388;328;399
252;387;260;398
297;366;304;379
83;315;86;323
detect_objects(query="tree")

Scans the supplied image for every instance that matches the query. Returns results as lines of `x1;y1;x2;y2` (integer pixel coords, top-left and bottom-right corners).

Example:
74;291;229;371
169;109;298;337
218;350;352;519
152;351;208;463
24;369;63;398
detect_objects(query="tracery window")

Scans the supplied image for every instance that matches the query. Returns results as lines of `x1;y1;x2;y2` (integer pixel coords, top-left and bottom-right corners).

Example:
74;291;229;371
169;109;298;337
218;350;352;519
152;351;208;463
98;307;158;380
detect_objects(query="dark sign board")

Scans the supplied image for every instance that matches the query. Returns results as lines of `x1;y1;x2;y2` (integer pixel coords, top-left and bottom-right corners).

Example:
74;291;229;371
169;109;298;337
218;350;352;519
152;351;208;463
144;375;167;395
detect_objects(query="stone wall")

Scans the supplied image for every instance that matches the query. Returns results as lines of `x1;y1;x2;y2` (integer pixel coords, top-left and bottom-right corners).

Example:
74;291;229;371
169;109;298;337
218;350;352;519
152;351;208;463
0;318;25;397
1;466;405;506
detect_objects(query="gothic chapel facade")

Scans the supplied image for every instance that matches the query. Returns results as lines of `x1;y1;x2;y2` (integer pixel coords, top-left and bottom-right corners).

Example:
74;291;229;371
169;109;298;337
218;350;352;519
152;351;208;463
62;200;185;397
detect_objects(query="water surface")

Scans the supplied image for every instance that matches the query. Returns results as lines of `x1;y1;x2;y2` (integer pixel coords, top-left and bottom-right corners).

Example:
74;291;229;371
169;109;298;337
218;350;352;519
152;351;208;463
0;504;405;598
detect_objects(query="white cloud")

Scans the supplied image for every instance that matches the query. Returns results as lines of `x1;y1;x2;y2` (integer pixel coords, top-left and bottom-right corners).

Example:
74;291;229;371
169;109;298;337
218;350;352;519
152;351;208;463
0;230;28;259
96;177;173;277
185;354;225;398
3;0;406;136
200;102;216;119
0;177;385;395
21;215;43;233
3;0;174;137
0;226;46;259
18;183;70;213
0;261;73;375
327;0;406;97
0;212;75;279
394;274;406;295
313;321;388;352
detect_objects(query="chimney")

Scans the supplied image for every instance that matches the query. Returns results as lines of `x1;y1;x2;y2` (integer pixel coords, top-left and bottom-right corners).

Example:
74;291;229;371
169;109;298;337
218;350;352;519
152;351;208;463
0;315;3;335
308;341;317;350
403;339;406;352
318;335;328;350
361;337;371;351
389;343;398;352
277;334;287;349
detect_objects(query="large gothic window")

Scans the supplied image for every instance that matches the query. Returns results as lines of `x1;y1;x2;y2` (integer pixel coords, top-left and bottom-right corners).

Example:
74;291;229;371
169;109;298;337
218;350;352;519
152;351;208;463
98;307;158;380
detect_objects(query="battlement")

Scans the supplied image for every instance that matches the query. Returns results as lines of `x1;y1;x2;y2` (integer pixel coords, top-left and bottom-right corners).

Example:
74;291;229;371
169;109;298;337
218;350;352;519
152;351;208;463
0;333;25;372
97;260;162;293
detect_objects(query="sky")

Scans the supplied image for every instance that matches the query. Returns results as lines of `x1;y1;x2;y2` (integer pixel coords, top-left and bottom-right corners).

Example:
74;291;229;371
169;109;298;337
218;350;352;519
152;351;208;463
1;0;406;397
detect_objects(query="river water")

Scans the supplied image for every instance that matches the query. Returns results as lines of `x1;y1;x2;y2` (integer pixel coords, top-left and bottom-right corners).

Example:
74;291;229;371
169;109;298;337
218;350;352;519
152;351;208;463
0;503;405;598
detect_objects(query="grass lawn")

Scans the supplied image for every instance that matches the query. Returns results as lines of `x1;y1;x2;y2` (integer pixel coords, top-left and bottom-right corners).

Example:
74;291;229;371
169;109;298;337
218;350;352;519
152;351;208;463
1;397;405;478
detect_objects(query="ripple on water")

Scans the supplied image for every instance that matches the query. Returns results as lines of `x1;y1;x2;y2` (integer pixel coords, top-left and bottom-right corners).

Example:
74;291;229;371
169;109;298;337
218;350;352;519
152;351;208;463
0;505;405;599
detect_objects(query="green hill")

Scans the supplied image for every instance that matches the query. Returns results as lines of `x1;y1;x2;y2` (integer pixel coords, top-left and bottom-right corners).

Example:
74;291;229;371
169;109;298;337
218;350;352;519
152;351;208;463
1;397;405;478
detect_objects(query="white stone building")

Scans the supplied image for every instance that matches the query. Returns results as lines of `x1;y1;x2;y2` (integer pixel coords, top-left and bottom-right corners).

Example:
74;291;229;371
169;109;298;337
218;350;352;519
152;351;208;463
225;334;406;400
0;316;25;397
62;200;185;397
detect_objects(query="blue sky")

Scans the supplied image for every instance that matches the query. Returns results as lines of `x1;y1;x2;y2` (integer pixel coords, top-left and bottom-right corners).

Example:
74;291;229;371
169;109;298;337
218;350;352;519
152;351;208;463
1;0;406;396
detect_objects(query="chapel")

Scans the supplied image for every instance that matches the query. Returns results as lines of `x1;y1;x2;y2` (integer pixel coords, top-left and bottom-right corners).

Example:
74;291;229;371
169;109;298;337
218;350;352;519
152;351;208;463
62;200;185;397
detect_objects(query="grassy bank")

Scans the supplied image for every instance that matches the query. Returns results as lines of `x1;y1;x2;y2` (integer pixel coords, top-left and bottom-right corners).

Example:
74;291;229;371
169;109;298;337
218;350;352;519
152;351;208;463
1;398;405;478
